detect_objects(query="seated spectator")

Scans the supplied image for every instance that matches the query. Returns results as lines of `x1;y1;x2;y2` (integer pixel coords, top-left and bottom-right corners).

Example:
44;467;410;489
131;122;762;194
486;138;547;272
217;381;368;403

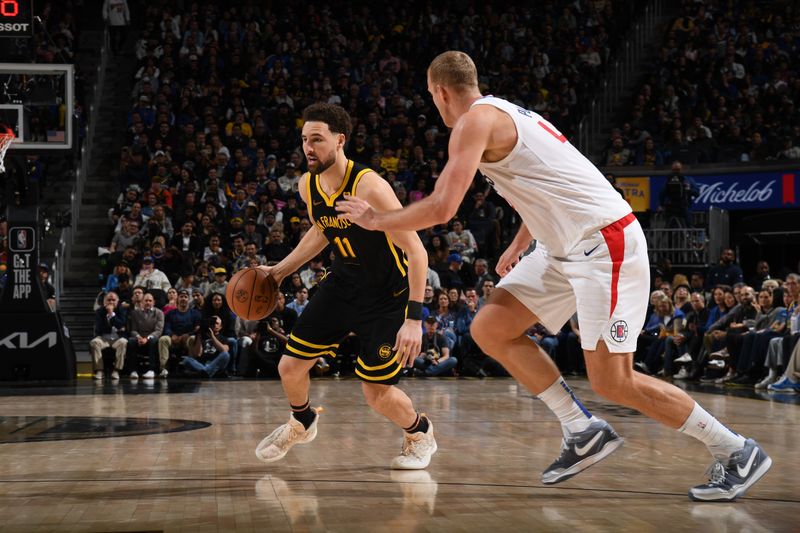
605;136;632;166
287;286;310;316
110;219;141;253
163;287;178;314
206;267;228;297
478;277;496;308
126;292;164;379
182;315;231;378
190;288;205;311
634;137;664;166
431;292;458;350
203;292;238;374
731;288;786;386
472;258;492;292
710;286;759;382
240;316;286;378
158;289;201;378
667;291;709;379
170;221;202;261
446;219;478;263
705;249;744;291
104;262;133;293
299;256;324;289
528;323;558;359
89;291;128;381
673;283;692;316
263;227;292;262
235;241;266;271
134;255;172;293
636;294;685;375
413;317;457;377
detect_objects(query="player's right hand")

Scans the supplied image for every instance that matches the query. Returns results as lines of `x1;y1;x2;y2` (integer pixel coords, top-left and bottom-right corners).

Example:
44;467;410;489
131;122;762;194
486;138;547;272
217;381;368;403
256;264;283;286
495;244;526;278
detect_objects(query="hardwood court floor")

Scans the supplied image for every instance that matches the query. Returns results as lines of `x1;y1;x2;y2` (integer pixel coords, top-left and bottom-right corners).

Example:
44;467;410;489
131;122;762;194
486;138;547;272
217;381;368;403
0;378;796;532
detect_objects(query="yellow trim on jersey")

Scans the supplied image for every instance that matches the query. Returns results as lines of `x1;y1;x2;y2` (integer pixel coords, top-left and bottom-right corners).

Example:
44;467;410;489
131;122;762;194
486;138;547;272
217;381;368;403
289;333;340;350
350;167;371;197
355;364;402;382
316;159;354;206
287;345;337;359
385;234;407;277
305;172;314;220
357;353;399;371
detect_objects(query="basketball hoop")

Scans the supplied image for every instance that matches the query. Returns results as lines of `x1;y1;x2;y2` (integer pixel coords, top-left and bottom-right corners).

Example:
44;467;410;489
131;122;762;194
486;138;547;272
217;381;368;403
0;125;14;175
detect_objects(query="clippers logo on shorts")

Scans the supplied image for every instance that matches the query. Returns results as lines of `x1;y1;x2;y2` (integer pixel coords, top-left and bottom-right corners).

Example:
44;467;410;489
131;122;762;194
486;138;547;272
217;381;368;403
610;320;629;342
10;227;34;252
378;344;393;360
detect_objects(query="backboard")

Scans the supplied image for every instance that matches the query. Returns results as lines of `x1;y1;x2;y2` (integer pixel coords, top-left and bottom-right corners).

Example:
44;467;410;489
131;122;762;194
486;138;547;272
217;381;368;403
0;62;74;151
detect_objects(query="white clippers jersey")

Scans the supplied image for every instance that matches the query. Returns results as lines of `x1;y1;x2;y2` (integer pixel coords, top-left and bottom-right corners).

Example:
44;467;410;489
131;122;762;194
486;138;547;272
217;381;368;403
472;96;632;257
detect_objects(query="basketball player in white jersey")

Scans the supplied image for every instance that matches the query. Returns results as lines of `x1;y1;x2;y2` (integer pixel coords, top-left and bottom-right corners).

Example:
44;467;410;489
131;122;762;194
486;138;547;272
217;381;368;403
337;51;771;501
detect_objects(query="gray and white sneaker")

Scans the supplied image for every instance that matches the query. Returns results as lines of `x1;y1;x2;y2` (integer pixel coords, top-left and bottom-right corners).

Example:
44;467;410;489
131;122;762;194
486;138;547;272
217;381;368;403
255;408;321;463
391;419;438;470
541;418;624;485
689;438;772;502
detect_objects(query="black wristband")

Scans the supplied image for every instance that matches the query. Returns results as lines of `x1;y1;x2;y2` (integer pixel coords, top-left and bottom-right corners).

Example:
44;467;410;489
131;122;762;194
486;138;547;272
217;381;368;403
406;301;423;320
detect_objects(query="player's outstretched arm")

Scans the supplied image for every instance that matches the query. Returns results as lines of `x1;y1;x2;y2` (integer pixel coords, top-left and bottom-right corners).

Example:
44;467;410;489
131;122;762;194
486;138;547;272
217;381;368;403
353;172;427;366
335;108;492;232
258;173;328;284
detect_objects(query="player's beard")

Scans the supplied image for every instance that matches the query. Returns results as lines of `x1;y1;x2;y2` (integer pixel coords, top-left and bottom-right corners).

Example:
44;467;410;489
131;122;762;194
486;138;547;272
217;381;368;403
309;152;337;174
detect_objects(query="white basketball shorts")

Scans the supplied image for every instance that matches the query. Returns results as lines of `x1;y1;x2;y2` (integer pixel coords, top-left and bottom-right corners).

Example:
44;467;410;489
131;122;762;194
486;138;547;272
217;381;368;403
498;213;649;353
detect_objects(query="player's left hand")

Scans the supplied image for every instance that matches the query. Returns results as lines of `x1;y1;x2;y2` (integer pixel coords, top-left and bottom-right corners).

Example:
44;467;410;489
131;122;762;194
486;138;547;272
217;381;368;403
394;319;422;368
335;194;378;230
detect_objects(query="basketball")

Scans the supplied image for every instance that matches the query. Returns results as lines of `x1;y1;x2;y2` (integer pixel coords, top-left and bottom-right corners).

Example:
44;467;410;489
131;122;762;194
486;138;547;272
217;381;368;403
225;267;279;321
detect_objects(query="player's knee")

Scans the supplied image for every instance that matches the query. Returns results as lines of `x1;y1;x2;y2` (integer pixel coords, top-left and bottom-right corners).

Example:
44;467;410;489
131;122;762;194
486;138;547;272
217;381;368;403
278;356;306;380
470;311;497;351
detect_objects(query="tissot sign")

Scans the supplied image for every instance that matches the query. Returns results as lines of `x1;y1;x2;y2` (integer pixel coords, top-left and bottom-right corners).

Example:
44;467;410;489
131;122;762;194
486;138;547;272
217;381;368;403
649;171;799;211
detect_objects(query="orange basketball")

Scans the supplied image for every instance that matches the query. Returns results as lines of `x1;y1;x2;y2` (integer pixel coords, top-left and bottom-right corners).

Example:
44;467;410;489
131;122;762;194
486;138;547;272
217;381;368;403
225;267;279;321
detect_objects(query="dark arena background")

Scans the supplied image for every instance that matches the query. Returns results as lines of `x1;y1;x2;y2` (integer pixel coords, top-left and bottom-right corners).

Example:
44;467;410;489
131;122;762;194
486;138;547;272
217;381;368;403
0;0;797;531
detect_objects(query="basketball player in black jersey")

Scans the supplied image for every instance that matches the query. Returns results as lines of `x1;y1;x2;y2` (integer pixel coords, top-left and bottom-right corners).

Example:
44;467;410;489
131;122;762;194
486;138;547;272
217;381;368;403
255;103;437;469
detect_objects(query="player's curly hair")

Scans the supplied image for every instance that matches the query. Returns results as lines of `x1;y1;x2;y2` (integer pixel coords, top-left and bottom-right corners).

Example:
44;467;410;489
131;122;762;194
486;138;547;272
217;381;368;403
302;103;353;139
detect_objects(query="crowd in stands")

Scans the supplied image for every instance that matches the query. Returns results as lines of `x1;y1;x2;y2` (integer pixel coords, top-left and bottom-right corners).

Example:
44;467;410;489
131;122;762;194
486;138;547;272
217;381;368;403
605;0;800;166
94;1;638;379
88;0;800;391
633;250;800;392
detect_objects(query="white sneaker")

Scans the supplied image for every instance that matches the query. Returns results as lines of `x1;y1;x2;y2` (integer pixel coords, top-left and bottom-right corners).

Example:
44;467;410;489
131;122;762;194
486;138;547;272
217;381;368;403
754;375;774;390
255;409;321;463
93;370;103;380
390;419;438;470
673;367;690;380
110;370;120;381
674;353;692;364
130;371;139;379
142;370;155;379
159;369;169;379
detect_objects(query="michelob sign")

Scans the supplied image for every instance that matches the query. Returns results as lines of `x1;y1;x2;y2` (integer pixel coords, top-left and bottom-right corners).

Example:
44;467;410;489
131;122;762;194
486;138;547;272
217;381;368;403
649;171;799;211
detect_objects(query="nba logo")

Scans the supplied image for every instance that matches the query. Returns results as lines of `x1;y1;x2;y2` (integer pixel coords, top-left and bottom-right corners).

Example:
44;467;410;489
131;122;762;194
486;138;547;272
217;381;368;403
610;320;629;342
9;227;35;252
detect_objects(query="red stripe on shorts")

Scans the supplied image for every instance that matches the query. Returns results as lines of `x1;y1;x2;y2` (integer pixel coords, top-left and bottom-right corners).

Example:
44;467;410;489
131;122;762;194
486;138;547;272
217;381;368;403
600;213;636;318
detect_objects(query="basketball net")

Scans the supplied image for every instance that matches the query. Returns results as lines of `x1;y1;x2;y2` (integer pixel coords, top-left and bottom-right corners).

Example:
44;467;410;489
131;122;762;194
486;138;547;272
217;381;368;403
0;126;13;175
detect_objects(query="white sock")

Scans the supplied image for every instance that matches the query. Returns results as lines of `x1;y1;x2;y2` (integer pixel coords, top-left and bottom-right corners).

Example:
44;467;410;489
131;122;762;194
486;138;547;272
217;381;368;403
537;376;594;435
766;368;777;381
678;402;746;459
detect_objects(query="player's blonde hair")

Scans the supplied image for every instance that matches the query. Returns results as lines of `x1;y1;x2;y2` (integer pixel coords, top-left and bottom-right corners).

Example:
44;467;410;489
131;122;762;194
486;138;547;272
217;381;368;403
428;51;479;92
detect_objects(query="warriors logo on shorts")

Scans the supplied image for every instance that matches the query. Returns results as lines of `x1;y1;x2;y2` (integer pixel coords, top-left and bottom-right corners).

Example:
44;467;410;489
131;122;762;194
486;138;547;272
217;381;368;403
378;344;393;360
610;320;629;342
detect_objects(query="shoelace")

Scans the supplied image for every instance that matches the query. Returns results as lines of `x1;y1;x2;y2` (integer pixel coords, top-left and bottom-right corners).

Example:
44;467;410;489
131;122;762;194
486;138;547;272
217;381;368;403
401;435;421;457
705;461;727;486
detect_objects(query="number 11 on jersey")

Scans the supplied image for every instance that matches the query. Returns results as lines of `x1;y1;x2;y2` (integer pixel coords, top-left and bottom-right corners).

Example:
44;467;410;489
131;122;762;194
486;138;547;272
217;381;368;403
334;236;356;258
